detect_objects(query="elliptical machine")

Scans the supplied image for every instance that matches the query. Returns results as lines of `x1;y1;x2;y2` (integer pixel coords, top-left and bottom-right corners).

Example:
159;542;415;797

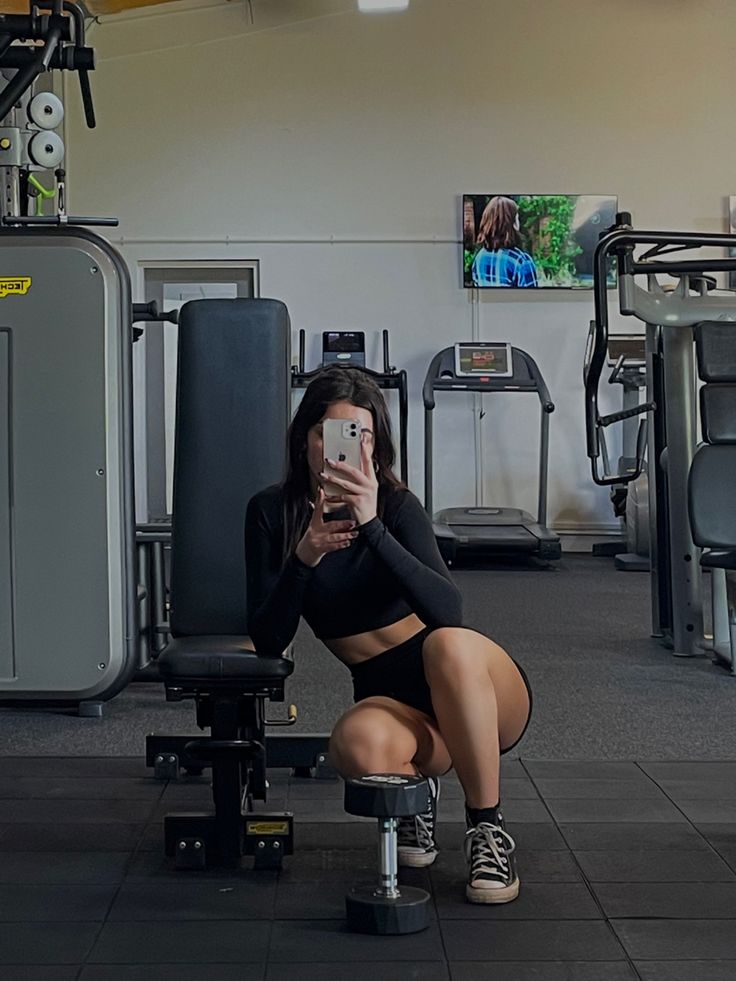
591;334;649;571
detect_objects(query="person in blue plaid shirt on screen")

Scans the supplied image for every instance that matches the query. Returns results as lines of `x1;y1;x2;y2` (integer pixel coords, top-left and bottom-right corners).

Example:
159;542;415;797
471;196;539;288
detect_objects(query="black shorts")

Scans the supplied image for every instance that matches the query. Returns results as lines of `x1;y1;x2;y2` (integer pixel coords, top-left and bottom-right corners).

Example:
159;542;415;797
349;627;534;756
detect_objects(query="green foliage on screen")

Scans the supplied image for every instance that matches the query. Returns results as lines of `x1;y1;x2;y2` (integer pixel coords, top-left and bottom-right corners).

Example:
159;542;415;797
517;194;582;286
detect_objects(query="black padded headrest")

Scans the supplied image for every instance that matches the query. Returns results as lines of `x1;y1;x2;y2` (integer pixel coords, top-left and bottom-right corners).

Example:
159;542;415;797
700;385;736;444
169;298;290;637
688;444;736;549
695;322;736;383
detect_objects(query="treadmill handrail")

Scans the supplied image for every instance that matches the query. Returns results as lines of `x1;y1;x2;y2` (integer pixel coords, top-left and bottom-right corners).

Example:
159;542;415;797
422;350;446;410
517;349;555;413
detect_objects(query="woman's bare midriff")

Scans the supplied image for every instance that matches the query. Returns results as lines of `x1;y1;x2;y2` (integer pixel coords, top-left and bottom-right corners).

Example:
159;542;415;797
324;613;426;667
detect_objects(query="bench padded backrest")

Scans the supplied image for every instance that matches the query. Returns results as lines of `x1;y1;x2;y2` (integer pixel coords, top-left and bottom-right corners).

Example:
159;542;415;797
695;322;736;383
169;298;290;637
700;384;736;444
688;444;736;549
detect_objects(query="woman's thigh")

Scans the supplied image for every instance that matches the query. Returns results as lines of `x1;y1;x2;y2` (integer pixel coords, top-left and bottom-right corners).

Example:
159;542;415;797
329;695;452;778
422;627;532;753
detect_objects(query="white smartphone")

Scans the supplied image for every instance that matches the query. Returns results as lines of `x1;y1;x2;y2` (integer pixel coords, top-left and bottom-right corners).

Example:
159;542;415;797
322;417;362;513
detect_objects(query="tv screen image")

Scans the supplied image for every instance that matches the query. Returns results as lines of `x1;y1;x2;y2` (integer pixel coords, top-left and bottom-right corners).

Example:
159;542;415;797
462;194;618;289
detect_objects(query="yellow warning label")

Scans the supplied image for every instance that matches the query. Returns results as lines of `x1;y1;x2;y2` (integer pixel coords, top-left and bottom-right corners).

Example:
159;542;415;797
0;277;31;298
246;821;289;836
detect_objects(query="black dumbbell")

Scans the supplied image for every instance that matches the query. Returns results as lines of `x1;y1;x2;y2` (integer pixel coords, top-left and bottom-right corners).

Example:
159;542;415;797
344;773;431;935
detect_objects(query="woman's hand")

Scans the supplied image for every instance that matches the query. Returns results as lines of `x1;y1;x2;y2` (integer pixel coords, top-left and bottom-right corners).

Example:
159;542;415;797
295;488;358;567
321;435;378;527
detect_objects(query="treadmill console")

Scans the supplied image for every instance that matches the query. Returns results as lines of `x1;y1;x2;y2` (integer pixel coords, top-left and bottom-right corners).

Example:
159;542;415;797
606;334;646;367
322;331;366;367
454;342;512;378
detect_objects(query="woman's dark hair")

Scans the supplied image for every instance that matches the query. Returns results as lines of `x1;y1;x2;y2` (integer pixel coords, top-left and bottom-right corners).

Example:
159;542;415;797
281;366;405;561
476;195;522;251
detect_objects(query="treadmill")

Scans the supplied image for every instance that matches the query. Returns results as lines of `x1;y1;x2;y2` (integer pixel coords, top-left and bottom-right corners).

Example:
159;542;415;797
423;342;561;564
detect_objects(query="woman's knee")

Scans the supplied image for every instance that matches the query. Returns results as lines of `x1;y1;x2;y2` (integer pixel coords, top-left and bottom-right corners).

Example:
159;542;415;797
329;701;417;777
422;627;497;681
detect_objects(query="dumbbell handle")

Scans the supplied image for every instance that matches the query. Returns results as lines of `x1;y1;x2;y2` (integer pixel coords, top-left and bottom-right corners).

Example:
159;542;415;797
376;817;400;899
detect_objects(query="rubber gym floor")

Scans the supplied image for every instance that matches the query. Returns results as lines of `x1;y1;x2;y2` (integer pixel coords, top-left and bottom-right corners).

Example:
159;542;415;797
1;554;735;980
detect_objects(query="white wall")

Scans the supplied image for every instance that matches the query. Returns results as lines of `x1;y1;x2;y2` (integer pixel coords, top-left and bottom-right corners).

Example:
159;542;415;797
65;0;736;532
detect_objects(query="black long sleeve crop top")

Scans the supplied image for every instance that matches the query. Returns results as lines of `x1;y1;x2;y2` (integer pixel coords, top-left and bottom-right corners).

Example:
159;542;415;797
244;484;463;656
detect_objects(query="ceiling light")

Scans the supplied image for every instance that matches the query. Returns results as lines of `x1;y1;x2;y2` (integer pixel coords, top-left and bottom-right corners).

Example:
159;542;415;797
358;0;410;11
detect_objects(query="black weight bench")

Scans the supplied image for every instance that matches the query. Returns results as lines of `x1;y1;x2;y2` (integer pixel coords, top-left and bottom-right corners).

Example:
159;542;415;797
144;298;310;870
154;640;294;869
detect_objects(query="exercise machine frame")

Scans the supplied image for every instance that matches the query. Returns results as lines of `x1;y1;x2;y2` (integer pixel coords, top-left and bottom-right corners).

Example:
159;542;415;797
584;214;736;658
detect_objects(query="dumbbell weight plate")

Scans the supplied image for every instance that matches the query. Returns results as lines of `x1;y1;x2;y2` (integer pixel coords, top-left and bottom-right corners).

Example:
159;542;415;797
344;774;429;818
346;884;430;935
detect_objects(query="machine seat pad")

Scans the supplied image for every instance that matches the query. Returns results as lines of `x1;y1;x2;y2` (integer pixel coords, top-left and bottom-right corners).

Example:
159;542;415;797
157;636;293;681
701;549;736;571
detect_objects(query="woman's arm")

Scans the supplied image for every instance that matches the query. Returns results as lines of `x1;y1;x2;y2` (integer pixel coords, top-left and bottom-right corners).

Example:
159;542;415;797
360;491;463;627
244;494;314;656
245;490;358;654
320;444;462;627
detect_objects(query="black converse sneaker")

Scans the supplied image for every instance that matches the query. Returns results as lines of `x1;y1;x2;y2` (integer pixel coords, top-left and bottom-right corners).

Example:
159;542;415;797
397;776;440;868
464;813;519;903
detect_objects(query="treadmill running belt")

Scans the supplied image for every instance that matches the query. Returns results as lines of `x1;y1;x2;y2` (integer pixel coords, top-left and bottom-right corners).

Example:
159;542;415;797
449;526;539;548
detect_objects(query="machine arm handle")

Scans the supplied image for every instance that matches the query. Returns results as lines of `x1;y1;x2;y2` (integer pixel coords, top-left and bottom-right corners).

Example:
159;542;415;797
635;417;647;471
3;214;118;226
607;354;625;385
78;69;95;128
0;12;72;43
599;401;655;428
132;301;179;324
0;45;94;71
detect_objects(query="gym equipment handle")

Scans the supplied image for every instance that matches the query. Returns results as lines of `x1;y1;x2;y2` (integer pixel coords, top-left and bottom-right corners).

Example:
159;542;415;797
0;12;72;43
78;69;95;129
599;401;655;428
266;704;298;726
132;301;179;324
607;354;626;386
2;215;119;226
0;46;95;72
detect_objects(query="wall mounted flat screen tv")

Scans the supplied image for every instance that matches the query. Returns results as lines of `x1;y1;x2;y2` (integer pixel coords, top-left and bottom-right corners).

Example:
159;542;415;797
462;194;618;289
